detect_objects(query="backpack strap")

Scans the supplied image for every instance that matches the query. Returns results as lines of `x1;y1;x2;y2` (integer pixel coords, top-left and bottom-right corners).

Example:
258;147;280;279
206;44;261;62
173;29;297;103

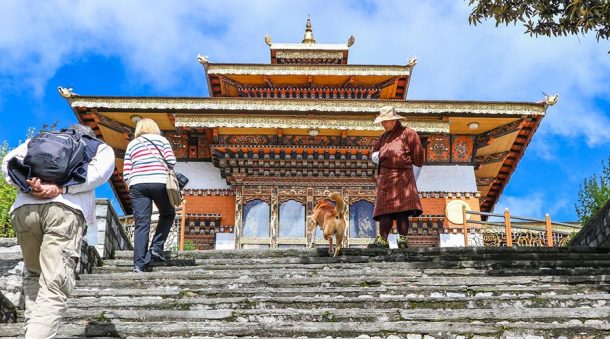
138;136;172;170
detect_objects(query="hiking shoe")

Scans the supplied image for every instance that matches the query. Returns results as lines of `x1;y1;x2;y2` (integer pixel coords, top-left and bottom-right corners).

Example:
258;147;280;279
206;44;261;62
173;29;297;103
133;266;151;273
397;235;409;249
368;235;389;249
150;249;166;262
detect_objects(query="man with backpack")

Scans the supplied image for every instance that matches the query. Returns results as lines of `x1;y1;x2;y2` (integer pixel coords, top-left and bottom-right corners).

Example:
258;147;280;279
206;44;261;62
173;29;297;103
1;124;114;338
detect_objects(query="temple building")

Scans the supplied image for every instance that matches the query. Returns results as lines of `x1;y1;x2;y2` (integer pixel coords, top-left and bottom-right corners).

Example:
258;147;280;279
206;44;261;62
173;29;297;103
61;19;552;250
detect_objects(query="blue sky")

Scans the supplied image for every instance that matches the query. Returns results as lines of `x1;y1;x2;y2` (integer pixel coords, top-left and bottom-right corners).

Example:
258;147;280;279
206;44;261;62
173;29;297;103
1;1;609;221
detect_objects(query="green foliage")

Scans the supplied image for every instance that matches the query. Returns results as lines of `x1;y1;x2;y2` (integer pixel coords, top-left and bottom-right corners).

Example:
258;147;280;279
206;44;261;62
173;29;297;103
468;0;610;51
575;157;610;225
0;142;17;237
183;240;197;251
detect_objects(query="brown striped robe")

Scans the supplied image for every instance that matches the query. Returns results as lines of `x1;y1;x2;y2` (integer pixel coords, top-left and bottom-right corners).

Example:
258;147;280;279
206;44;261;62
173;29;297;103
372;121;424;220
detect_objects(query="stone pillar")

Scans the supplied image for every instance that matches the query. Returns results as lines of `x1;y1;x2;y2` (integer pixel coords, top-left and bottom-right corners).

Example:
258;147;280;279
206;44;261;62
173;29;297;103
234;186;243;249
270;187;279;248
305;187;314;246
95;199;133;259
343;188;350;248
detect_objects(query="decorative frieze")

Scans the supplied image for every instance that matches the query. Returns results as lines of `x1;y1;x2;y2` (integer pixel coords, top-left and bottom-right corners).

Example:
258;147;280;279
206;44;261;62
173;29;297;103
206;63;411;76
451;136;474;163
475;151;510;166
165;130;211;160
476;119;523;146
237;86;381;100
275;50;345;60
70;97;546;117
177;114;448;133
476;177;496;186
426;134;450;162
217;135;277;145
418;192;481;198
183;189;235;196
96;114;134;138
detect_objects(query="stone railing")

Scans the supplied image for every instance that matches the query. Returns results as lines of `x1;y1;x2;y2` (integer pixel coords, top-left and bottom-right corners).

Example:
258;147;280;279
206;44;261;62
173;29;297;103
0;238;21;323
94;199;133;258
121;213;181;252
570;200;610;248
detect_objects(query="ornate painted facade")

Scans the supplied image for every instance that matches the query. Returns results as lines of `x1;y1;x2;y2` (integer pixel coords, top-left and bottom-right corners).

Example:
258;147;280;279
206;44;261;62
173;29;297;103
63;19;552;249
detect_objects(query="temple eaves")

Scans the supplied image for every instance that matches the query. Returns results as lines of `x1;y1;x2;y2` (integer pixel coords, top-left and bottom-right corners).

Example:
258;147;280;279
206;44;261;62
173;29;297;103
66;96;547;117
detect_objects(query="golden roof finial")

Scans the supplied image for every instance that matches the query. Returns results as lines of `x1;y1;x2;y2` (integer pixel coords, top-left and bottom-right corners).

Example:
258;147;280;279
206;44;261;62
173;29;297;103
302;16;316;44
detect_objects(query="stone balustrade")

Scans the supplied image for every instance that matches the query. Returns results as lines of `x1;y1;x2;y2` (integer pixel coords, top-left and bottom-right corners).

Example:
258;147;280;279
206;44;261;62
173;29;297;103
570;199;610;248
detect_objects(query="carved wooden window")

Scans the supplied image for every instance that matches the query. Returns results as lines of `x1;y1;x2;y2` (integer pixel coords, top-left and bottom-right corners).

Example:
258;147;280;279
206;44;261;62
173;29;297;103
242;199;270;238
350;200;375;238
279;200;306;238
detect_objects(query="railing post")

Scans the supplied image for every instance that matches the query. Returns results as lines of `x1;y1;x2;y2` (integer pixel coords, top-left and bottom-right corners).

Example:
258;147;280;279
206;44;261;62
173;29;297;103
504;208;513;247
545;213;553;247
179;200;187;251
462;205;468;247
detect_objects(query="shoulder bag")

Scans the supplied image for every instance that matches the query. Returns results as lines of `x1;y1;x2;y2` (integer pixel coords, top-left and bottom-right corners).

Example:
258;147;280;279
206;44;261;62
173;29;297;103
140;136;189;208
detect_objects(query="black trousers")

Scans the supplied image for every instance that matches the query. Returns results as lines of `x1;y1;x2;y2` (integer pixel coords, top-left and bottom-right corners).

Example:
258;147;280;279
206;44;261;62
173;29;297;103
129;183;176;269
378;210;419;239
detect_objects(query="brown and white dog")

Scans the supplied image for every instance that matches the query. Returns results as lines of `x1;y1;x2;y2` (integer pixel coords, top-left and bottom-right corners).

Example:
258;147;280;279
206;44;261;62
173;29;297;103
307;192;346;257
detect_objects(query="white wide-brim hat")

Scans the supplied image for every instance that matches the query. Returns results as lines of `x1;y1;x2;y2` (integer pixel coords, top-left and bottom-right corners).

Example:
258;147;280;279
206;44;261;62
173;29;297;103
373;105;405;124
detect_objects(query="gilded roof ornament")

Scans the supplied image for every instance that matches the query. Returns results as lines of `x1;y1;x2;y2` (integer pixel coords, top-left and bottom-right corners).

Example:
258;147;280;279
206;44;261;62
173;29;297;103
542;92;559;106
407;56;418;68
264;34;272;47
58;86;76;98
302;17;316;44
347;35;355;47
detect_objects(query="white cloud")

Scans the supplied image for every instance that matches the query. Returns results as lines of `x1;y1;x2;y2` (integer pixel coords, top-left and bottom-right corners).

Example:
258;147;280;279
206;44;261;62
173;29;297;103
0;0;609;147
493;192;571;221
493;193;546;220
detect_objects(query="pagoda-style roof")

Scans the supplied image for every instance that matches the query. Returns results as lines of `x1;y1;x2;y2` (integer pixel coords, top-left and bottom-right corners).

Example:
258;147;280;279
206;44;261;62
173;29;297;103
199;17;415;99
202;63;413;99
265;17;353;65
67;96;545;116
63;93;548;215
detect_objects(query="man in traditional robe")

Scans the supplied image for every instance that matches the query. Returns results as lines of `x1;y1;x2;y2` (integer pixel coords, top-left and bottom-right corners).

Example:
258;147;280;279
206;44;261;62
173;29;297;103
369;106;424;248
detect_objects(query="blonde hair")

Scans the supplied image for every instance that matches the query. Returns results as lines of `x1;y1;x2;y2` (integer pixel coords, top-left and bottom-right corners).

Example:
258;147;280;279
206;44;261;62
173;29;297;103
134;118;161;138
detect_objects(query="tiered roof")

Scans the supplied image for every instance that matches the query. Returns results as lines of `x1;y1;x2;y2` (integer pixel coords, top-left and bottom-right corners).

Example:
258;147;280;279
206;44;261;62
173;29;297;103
62;18;553;214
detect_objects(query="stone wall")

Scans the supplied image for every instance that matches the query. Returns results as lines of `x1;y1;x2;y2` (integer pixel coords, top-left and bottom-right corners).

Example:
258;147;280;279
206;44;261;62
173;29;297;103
570;199;610;247
0;238;21;323
95;199;133;258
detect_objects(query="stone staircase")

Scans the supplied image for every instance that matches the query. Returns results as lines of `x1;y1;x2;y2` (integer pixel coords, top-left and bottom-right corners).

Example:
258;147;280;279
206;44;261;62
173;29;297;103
3;247;610;338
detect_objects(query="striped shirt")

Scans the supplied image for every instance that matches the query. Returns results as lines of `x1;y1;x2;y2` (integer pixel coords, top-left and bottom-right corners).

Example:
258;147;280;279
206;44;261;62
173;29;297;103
123;134;177;187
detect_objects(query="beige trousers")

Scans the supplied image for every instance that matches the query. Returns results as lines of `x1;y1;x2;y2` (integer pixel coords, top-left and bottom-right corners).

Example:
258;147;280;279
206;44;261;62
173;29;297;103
11;203;85;339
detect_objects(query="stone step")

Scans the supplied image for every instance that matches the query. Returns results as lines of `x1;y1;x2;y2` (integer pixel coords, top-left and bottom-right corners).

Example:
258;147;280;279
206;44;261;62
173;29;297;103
2;319;610;337
58;306;610;323
81;266;610;282
110;251;610;265
65;293;610;311
90;257;610;271
72;279;610;297
96;258;610;271
69;283;610;299
111;246;610;260
73;273;610;290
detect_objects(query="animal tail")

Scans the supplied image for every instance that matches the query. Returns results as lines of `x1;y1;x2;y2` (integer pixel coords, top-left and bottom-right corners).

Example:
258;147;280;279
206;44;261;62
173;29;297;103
329;192;345;219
